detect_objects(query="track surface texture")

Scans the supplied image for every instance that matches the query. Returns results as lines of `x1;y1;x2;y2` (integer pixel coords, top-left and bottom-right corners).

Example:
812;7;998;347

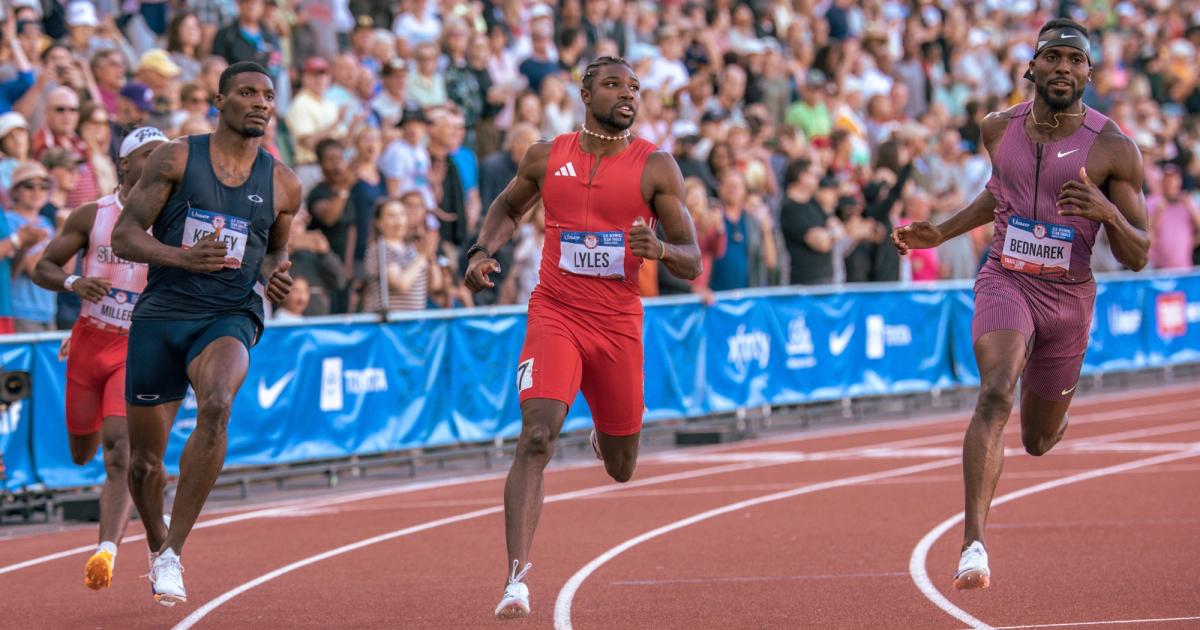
2;384;1198;629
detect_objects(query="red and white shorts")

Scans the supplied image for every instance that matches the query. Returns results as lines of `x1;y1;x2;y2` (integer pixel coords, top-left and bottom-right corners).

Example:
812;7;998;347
65;319;129;435
517;298;644;436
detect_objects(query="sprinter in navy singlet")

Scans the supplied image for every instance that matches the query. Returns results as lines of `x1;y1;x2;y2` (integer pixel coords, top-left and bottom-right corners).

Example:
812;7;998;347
111;62;301;607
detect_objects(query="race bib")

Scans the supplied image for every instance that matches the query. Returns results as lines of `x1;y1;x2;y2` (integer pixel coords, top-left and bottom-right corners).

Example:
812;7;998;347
182;207;250;269
1001;216;1074;277
89;287;140;328
559;231;625;280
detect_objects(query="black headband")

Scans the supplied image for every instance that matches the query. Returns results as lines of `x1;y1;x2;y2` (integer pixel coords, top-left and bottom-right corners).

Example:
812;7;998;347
1025;28;1091;81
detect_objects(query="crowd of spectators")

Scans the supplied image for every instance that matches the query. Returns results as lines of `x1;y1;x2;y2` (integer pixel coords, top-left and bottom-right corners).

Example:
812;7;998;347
1;0;1199;330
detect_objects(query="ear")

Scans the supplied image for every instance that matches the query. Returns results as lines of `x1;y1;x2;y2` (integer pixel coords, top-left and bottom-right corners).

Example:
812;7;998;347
1023;61;1035;82
213;92;225;110
580;87;590;105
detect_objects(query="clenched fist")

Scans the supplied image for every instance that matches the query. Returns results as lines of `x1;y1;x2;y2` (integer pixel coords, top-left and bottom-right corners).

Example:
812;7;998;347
629;216;663;260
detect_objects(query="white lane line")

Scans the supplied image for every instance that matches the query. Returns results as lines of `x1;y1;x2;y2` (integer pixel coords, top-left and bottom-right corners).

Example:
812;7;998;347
980;615;1200;629
553;416;1200;630
170;460;772;630
909;447;1200;630
551;458;962;630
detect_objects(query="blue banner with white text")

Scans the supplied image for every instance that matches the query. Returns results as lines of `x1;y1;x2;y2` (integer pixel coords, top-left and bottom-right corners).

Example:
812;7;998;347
3;272;1198;491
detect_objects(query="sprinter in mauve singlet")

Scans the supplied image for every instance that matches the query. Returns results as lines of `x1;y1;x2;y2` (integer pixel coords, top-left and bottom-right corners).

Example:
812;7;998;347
464;57;703;621
892;17;1150;591
32;127;165;592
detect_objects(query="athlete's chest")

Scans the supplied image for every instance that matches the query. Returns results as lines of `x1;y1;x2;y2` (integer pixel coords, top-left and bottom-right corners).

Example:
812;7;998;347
541;149;650;229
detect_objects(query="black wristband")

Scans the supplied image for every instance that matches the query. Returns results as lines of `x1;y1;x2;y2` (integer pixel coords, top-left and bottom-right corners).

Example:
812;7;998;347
466;244;491;261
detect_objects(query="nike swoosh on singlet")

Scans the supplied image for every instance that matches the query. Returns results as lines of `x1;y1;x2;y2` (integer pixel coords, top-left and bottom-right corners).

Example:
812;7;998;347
1057;149;1080;158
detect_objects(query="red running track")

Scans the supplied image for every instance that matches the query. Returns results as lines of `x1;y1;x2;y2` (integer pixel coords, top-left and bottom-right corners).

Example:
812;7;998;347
1;384;1198;629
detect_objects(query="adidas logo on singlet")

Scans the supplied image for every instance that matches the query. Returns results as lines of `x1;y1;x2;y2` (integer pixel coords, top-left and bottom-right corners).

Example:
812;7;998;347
554;161;578;177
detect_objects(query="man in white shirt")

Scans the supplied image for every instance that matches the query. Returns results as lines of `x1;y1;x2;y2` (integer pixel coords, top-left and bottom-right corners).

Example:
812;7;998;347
379;107;434;208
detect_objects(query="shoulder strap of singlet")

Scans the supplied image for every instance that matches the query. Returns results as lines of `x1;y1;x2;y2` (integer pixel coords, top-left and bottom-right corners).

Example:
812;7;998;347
1082;106;1108;135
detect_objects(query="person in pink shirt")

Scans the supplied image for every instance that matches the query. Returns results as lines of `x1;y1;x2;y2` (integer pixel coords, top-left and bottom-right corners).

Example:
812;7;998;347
1146;164;1200;270
899;190;940;281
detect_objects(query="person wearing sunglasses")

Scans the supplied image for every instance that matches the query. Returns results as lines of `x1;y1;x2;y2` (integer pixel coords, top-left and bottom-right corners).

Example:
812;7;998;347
5;160;54;332
31;86;100;211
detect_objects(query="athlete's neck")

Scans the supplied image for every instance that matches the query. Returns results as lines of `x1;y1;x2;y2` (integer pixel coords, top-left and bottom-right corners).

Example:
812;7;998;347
212;125;263;162
579;120;632;157
1028;99;1086;139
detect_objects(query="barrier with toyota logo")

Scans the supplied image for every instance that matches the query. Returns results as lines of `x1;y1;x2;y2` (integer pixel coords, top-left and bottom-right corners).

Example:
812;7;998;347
2;271;1198;492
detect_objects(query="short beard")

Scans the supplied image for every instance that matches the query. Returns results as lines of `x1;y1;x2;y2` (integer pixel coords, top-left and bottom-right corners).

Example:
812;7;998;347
1035;81;1082;112
239;124;266;138
595;107;635;131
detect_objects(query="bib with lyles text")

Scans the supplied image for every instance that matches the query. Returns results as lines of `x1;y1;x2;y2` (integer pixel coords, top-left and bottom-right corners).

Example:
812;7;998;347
559;231;626;280
1001;215;1074;277
181;205;250;269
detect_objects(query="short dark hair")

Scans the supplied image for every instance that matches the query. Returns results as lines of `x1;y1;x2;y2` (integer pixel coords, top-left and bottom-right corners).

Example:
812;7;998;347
582;56;635;91
1039;18;1088;39
218;61;271;95
784;159;812;187
315;138;343;162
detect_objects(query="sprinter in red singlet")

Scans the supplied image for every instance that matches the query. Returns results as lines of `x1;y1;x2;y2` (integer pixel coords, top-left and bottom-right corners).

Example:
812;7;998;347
893;18;1150;590
465;57;702;620
32;126;166;590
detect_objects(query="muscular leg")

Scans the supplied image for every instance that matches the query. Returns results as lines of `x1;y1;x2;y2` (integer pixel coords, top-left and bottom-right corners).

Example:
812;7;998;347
96;416;134;546
161;338;249;555
128;400;183;554
68;432;102;466
594;429;640;483
962;330;1028;550
504;398;568;574
1020;388;1072;456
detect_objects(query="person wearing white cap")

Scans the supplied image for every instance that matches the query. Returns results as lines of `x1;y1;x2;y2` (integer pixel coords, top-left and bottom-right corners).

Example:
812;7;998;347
30;127;166;592
0;112;32;201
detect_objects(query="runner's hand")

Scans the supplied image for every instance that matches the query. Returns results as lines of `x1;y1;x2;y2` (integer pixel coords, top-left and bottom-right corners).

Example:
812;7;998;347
57;335;71;361
465;253;500;292
629;216;662;260
181;231;227;273
891;222;942;255
72;277;111;303
265;260;293;304
1057;167;1117;223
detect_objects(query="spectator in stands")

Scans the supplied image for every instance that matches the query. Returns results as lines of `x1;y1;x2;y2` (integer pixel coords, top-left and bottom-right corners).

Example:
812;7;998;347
409;42;448;109
899;190;940;282
39;148;77;227
275;276;310;320
77;102;116;198
683;177;724;302
5;161;54;331
364;198;430;311
427;107;468;250
0;112;30;204
710;171;776;290
306;138;358;313
33;86;100;211
286;57;340;190
350;128;386;269
373;58;413;129
90;49;126;118
1148;164;1200;270
165;11;205;82
380;106;433;205
781;158;837;286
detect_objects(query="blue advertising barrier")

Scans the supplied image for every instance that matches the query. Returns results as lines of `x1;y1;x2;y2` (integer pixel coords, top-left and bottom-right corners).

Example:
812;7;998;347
3;271;1198;492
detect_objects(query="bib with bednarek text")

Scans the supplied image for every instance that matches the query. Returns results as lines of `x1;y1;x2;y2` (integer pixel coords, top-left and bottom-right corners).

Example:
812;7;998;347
1001;215;1074;277
181;206;250;269
559;231;626;280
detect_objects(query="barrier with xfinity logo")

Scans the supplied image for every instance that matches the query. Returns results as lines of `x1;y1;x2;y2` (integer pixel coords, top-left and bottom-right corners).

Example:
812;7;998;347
2;271;1199;491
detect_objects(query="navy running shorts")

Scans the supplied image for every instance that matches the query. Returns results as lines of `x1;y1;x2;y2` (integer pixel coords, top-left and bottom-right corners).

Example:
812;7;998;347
125;313;261;406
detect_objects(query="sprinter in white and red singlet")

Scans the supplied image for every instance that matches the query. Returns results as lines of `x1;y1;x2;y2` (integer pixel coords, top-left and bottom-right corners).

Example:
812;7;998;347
32;127;166;591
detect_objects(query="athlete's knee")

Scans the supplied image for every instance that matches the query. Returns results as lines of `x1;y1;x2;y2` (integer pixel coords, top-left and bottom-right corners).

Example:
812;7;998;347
195;390;234;426
1020;424;1060;457
517;424;557;462
128;451;163;483
103;435;131;474
976;375;1018;421
70;448;94;466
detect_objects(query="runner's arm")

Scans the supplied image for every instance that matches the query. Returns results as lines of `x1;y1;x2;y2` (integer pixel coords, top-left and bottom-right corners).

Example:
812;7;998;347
112;140;187;266
32;202;95;292
647;152;702;280
471;143;548;257
933;189;998;243
1056;130;1149;271
262;162;302;277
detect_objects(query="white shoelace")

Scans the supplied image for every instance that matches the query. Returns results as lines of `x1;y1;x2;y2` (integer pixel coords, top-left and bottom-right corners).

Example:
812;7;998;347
505;559;532;591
